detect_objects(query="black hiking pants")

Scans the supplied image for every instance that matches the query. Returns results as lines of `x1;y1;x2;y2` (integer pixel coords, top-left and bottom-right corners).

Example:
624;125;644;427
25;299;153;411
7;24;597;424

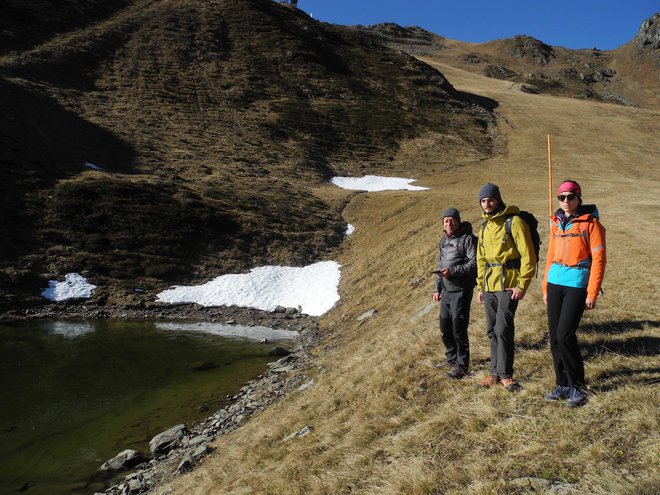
439;288;473;371
546;282;587;387
483;291;518;379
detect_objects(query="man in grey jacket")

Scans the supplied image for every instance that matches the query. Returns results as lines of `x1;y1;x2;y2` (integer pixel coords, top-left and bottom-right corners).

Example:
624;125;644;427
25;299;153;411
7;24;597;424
433;207;477;378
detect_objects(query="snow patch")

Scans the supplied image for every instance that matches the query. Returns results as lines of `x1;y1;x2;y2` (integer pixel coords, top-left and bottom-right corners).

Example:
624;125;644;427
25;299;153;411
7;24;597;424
156;261;341;317
42;273;97;301
331;175;429;192
345;223;355;236
84;162;102;170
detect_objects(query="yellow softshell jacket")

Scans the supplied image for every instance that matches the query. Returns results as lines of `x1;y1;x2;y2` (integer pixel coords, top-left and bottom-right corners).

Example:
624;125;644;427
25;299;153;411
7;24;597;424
477;205;537;293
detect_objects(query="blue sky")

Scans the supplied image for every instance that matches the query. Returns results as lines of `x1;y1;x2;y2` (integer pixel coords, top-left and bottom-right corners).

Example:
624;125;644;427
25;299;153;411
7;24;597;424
301;1;658;50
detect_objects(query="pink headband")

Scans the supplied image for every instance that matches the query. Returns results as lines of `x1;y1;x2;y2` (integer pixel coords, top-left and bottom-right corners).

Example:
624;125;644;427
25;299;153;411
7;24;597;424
557;181;581;196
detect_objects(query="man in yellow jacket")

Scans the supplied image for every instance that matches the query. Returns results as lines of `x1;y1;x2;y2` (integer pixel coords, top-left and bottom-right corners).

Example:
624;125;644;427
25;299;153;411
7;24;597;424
476;183;537;391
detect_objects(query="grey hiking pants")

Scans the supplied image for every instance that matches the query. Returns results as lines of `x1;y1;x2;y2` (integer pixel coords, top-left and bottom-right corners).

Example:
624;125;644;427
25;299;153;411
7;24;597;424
439;288;473;371
483;291;519;379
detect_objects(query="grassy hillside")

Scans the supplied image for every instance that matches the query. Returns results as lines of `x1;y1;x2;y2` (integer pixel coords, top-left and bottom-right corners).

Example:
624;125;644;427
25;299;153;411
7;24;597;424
160;56;660;495
0;0;494;305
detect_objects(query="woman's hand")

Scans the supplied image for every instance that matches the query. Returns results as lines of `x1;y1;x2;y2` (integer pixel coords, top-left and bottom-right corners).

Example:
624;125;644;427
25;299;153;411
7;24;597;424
543;293;547;305
585;297;597;310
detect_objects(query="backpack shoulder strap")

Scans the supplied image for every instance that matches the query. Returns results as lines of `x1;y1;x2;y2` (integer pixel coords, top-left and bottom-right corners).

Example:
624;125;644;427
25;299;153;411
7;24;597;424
479;220;487;247
506;212;541;276
504;214;514;241
504;214;520;247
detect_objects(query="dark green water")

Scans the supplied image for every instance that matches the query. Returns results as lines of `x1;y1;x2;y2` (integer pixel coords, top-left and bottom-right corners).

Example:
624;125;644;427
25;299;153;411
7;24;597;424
0;320;294;495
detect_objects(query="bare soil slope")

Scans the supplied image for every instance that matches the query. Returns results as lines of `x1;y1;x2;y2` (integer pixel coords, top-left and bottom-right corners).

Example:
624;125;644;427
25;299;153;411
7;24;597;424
0;0;494;305
160;45;660;495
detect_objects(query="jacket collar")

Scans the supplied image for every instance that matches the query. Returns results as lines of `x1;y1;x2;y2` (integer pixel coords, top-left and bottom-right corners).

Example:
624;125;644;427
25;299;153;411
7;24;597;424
553;204;599;223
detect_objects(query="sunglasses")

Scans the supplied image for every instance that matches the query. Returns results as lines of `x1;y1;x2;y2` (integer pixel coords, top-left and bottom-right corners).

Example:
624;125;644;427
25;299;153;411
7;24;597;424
557;194;577;202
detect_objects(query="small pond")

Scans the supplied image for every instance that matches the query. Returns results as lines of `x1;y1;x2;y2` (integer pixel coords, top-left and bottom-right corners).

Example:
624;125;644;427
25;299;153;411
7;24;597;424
0;319;296;494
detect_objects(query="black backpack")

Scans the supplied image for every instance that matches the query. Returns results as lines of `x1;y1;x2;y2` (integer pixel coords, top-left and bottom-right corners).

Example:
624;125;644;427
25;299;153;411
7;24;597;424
480;211;541;276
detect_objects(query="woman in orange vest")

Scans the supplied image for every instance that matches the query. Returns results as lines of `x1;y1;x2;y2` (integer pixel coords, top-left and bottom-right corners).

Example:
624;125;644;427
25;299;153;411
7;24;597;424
542;180;606;408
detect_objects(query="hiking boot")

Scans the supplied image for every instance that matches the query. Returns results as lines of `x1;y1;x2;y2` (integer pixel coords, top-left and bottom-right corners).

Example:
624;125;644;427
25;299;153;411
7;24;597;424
476;375;500;388
566;387;588;408
500;378;520;392
435;358;455;369
545;385;570;401
446;367;467;379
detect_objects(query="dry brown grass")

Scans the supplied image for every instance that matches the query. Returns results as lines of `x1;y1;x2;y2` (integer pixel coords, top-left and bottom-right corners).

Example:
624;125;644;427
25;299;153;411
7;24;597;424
159;58;659;495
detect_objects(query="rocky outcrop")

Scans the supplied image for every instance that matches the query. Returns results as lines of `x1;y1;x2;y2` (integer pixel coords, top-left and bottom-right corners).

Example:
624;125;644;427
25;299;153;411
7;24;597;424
633;13;660;50
559;66;615;84
458;53;487;64
356;23;447;56
484;64;519;79
504;35;555;65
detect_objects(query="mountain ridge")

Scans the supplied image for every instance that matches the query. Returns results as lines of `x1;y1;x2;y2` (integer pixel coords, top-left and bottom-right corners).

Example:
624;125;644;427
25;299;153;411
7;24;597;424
358;13;659;108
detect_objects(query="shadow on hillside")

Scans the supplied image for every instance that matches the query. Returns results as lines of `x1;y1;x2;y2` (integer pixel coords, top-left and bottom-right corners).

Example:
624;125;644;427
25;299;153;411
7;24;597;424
0;77;136;178
0;76;135;265
590;366;660;392
0;0;132;56
454;90;500;111
579;319;659;335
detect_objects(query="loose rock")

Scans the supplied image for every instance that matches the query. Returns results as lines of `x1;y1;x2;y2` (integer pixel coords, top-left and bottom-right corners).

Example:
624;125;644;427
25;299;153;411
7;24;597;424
149;425;187;456
283;425;313;441
411;303;435;321
298;379;315;392
175;455;194;475
357;309;377;321
101;449;146;472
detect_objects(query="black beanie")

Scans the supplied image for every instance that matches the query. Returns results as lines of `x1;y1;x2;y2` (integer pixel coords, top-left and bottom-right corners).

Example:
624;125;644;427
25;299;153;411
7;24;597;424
442;207;461;222
478;183;502;202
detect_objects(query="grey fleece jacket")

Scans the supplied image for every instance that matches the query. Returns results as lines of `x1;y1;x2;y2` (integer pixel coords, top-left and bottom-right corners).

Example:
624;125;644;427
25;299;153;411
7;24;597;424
434;222;477;293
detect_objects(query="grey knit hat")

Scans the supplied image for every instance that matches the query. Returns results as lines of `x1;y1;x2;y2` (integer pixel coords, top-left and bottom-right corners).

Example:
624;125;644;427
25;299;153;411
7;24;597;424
478;183;502;202
442;207;460;222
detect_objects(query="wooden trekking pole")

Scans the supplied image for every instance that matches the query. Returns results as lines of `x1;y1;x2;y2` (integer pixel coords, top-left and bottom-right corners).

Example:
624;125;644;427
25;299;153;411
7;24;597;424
547;134;553;219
